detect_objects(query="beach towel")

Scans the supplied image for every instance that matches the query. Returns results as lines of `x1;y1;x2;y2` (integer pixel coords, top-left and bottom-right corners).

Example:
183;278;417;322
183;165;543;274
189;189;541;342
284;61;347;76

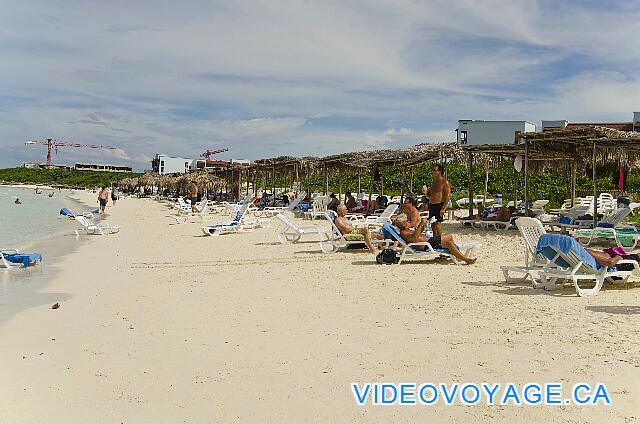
536;233;603;271
4;252;43;267
60;208;75;217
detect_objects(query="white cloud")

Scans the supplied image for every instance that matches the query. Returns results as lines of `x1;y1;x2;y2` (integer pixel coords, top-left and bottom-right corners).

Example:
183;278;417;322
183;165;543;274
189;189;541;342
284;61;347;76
0;0;639;169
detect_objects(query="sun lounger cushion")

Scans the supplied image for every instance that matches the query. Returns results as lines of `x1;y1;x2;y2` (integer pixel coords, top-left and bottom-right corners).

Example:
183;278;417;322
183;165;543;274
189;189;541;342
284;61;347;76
4;252;43;267
559;216;573;224
535;233;603;271
60;208;74;217
574;227;640;247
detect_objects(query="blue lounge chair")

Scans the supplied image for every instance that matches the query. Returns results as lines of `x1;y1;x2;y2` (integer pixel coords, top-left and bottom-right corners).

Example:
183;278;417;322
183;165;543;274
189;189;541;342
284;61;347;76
0;249;43;268
380;222;480;265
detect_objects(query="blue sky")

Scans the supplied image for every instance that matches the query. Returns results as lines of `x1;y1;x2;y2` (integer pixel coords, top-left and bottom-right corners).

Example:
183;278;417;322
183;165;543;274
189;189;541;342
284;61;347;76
1;0;639;170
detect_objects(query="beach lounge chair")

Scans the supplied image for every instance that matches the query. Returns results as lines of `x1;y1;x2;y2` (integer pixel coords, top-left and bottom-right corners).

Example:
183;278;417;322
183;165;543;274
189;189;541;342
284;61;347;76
255;192;307;218
175;199;209;223
74;216;123;236
0;249;43;268
501;217;548;284
574;207;637;248
59;207;96;219
275;213;328;244
380;222;480;265
541;205;590;232
305;196;329;220
536;233;640;296
363;204;399;227
202;202;256;236
319;211;367;253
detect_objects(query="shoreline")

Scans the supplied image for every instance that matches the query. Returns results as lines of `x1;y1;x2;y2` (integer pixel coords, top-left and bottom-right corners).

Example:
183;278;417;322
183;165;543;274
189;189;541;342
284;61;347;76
0;189;95;323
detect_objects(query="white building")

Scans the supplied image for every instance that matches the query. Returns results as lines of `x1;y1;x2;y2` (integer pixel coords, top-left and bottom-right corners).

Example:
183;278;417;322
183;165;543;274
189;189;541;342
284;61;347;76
457;120;537;146
151;154;193;174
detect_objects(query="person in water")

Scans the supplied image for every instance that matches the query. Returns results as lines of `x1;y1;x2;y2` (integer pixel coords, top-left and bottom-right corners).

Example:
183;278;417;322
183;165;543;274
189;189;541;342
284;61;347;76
15;197;21;204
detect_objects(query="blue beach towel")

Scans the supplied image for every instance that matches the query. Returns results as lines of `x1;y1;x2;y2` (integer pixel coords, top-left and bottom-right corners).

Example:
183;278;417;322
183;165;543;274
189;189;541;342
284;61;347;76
60;208;75;217
4;252;43;267
536;233;603;271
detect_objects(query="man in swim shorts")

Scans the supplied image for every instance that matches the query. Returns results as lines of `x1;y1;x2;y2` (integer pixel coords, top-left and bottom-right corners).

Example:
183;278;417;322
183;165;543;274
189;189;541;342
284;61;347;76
426;164;451;237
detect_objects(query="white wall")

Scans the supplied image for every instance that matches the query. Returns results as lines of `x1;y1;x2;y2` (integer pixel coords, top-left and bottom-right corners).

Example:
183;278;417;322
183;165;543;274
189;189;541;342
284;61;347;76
155;154;193;174
457;120;536;145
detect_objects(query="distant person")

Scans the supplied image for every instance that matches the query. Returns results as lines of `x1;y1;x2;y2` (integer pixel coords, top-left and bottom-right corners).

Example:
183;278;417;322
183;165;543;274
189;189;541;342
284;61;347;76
111;187;119;206
98;187;109;216
15;197;21;204
344;192;356;210
187;181;199;213
376;194;388;208
327;193;340;212
48;191;54;197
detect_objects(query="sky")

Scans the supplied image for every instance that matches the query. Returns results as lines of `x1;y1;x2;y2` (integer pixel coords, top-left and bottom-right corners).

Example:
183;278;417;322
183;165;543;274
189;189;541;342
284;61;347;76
1;0;639;170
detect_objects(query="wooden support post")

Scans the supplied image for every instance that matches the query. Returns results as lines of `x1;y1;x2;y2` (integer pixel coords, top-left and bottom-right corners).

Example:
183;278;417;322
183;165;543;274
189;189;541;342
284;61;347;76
513;162;518;207
571;161;576;207
400;165;406;205
272;165;276;206
324;164;329;195
467;153;474;218
368;168;374;206
524;139;529;216
593;142;598;228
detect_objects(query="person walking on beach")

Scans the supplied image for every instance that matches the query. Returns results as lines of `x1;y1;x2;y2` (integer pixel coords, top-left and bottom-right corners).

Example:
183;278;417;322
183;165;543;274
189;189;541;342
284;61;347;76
111;187;119;206
187;181;199;213
98;187;109;216
426;164;451;238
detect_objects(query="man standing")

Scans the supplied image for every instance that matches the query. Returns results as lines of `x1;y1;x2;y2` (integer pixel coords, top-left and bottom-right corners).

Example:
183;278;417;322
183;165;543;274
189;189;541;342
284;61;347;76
426;164;451;237
187;181;199;213
98;187;109;216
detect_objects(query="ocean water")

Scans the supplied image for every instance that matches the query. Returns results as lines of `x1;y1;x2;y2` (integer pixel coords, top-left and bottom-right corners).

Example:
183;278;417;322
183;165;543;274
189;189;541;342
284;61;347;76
0;186;80;248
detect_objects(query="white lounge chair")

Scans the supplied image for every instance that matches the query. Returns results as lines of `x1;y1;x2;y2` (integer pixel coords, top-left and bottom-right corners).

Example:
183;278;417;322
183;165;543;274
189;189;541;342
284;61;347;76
574;208;636;248
305;196;329;220
536;233;640;296
0;249;43;268
380;222;480;265
319;211;376;253
363;204;399;227
74;216;123;236
501;217;549;284
256;192;307;217
202;202;256;236
275;213;328;244
175;199;209;223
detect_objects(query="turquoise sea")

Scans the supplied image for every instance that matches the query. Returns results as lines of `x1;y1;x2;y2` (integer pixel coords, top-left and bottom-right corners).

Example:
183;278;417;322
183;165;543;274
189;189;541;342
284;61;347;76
0;186;80;248
0;186;88;322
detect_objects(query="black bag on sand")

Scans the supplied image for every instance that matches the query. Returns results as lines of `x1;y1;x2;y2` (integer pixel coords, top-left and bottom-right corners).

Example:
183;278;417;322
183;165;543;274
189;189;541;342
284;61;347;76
376;249;399;264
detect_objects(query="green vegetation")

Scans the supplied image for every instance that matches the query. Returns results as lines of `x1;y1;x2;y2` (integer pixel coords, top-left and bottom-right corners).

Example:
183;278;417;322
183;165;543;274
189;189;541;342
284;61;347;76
276;161;635;209
0;167;141;188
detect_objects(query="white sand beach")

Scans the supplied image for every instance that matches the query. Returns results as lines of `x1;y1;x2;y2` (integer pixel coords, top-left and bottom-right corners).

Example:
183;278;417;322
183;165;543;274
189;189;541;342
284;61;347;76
1;193;640;423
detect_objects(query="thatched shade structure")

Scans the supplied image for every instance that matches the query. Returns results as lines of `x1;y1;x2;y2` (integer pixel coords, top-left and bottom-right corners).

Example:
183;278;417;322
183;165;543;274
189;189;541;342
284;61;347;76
462;126;640;220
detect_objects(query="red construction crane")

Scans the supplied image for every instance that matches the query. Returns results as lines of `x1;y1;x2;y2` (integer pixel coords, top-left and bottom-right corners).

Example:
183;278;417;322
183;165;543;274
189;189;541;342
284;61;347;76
200;148;229;160
25;138;118;168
